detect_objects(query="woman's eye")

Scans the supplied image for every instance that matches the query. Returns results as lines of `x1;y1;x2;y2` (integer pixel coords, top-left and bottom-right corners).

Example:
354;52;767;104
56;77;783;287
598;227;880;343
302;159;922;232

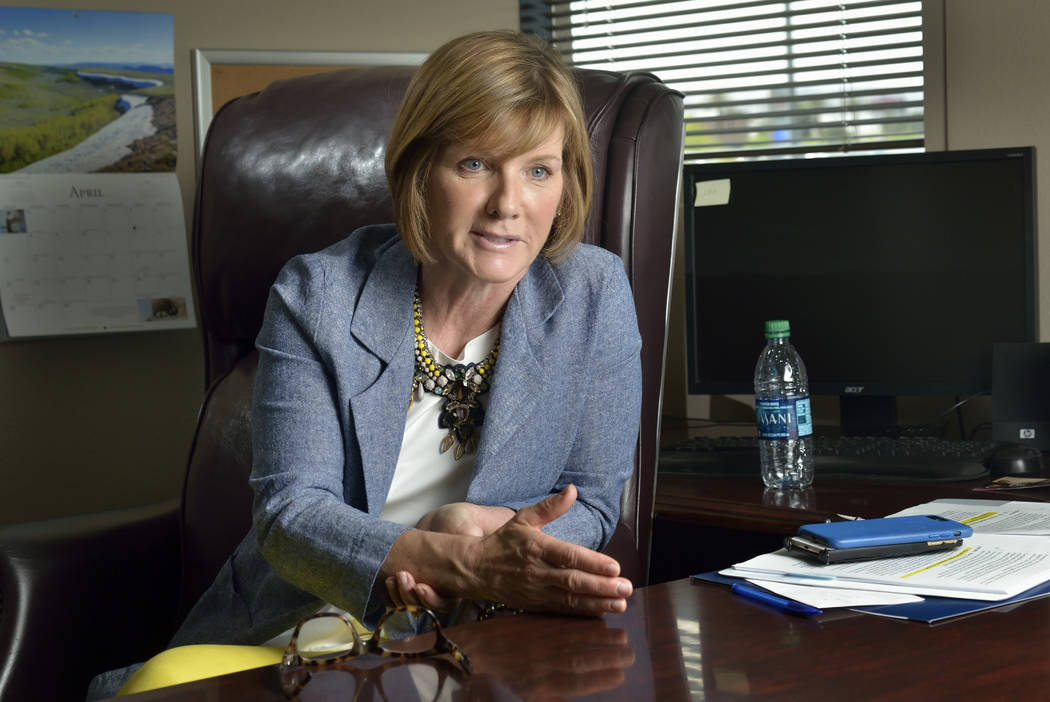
529;166;551;179
460;158;484;172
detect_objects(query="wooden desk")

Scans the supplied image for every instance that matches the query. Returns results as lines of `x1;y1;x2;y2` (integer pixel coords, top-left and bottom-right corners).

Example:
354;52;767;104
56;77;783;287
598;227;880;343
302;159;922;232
651;474;1050;581
655;474;1050;532
118;577;1050;700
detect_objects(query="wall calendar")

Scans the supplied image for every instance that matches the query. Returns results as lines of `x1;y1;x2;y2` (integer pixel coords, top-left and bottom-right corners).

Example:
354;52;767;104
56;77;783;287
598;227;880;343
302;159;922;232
0;173;195;338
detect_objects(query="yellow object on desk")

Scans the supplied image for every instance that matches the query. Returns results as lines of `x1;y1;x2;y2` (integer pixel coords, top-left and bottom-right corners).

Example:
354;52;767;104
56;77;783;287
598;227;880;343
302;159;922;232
118;645;284;695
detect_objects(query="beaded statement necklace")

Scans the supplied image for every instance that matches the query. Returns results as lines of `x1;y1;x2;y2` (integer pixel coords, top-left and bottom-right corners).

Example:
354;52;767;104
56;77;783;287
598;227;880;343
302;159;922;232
410;289;500;460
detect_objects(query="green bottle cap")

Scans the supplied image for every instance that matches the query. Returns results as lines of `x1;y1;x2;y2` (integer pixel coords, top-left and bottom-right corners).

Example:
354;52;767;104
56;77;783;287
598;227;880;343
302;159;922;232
764;319;790;338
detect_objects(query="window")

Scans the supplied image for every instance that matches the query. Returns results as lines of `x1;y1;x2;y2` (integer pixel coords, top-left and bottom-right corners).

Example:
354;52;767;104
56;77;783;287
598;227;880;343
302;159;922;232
522;0;924;161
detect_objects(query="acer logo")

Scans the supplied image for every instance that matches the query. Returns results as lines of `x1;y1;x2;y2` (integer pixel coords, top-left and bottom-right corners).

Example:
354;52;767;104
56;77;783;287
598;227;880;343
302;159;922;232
843;386;865;394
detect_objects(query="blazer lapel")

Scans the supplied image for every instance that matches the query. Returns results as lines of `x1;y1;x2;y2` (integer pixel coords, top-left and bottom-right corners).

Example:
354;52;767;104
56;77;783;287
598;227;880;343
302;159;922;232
348;240;417;514
473;257;562;474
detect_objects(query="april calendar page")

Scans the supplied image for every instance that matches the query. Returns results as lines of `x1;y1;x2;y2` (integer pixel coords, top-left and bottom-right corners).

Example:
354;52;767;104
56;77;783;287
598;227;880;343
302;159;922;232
0;173;195;338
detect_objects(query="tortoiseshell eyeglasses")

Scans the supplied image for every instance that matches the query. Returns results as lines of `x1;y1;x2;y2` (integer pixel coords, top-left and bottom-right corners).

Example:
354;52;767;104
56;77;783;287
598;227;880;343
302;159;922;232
280;605;472;699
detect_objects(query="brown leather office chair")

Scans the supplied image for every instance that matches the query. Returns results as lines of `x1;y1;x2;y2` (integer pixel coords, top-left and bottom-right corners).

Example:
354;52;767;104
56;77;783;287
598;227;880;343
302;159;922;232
0;65;683;701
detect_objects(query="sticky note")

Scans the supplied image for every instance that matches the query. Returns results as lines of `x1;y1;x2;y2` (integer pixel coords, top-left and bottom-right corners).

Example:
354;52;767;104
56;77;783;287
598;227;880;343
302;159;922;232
694;178;731;207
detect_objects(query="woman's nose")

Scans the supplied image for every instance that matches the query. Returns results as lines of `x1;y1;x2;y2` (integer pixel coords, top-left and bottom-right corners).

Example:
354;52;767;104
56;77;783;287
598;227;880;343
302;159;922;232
487;173;521;219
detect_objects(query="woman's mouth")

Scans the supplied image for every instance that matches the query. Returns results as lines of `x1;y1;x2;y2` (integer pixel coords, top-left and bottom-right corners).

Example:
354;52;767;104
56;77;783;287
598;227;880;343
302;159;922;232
476;231;516;245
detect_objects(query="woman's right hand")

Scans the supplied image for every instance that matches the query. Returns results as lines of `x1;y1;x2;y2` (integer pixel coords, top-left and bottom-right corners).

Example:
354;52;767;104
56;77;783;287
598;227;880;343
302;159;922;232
385;569;459;612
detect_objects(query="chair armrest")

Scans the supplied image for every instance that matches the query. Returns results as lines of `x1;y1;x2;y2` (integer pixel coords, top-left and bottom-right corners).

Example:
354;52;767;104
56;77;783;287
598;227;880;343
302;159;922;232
0;499;181;701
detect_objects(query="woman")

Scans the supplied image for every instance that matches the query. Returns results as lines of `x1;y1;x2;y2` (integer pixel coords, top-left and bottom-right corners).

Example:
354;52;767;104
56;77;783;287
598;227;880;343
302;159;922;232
89;29;641;698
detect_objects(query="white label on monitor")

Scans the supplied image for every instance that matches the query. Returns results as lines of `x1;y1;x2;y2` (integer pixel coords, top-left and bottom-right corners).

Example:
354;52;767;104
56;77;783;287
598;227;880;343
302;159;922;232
1020;428;1036;439
694;178;731;206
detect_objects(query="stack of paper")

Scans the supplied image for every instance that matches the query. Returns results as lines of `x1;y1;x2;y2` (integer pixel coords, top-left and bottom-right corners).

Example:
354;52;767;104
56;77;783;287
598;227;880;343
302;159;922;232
724;532;1050;601
887;498;1050;535
714;499;1050;621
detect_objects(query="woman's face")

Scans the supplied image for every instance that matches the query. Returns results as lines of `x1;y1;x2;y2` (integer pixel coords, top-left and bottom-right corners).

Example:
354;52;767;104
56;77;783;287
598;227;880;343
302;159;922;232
424;126;565;292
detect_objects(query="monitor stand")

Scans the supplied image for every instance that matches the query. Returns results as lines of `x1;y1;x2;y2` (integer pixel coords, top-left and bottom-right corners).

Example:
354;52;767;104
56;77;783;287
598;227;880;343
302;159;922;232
840;395;898;436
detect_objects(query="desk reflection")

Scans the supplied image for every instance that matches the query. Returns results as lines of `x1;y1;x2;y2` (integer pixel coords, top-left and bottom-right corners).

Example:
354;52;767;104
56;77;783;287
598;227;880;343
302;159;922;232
762;487;815;510
282;657;468;701
454;616;635;700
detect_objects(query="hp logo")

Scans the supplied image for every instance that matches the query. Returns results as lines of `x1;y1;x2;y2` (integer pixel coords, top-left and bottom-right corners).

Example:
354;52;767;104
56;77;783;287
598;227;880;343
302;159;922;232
1020;428;1037;440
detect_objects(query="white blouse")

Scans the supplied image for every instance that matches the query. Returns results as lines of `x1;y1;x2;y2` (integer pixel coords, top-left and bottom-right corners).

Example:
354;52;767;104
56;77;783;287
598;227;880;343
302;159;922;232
380;322;501;526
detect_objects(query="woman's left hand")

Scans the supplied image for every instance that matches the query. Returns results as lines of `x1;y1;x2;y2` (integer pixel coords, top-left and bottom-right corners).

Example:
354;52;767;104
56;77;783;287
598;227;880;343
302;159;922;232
381;487;631;617
386;503;515;610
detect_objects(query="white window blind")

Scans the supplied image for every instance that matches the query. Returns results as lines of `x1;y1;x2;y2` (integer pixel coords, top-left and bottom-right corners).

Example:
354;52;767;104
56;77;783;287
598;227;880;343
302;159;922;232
522;0;924;161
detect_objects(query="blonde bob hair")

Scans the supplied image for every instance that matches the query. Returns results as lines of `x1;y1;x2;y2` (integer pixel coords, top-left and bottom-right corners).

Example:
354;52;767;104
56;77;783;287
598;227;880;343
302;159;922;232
385;30;592;263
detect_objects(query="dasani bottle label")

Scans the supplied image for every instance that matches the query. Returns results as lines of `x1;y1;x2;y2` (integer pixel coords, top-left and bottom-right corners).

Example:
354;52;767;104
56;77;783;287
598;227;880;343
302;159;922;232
756;396;813;439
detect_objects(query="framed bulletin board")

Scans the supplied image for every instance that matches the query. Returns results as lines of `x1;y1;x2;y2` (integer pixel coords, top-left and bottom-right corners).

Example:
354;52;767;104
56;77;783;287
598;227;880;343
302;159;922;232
190;49;428;160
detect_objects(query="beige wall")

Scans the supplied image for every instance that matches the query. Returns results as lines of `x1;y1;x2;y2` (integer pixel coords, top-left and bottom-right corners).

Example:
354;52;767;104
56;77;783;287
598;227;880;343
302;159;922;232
0;0;518;526
669;0;1050;422
937;0;1050;338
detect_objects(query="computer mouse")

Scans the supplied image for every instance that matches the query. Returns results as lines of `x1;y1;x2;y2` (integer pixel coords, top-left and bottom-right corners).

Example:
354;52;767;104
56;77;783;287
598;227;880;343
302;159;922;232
988;444;1047;477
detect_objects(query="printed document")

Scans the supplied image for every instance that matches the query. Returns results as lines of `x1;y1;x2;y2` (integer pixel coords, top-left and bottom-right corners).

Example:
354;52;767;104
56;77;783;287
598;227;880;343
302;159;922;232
724;533;1050;601
744;579;923;609
887;499;1050;536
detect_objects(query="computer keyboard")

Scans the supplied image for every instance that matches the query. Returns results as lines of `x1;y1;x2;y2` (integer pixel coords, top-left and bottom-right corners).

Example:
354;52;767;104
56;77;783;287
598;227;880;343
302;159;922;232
659;435;996;481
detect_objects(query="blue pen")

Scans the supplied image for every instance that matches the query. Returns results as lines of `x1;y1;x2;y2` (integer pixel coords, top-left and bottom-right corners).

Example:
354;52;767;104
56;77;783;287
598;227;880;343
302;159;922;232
731;582;823;617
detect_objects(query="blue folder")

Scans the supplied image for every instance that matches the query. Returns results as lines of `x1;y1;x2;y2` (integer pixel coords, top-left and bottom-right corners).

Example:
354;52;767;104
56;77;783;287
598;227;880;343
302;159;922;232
692;570;1050;623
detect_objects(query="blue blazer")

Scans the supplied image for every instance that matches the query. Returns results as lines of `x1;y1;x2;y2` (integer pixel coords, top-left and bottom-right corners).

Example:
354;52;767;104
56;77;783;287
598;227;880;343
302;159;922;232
170;224;642;646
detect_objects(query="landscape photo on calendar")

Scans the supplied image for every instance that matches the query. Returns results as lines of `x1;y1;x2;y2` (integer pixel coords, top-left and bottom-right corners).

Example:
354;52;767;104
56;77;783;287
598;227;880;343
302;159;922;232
0;7;175;174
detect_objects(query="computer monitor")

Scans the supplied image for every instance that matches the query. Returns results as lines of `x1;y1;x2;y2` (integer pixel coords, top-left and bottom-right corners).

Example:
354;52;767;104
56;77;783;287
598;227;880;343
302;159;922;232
683;146;1037;435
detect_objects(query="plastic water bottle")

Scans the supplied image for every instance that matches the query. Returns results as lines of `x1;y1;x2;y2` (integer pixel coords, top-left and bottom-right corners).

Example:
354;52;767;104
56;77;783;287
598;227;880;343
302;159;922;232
754;319;814;488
